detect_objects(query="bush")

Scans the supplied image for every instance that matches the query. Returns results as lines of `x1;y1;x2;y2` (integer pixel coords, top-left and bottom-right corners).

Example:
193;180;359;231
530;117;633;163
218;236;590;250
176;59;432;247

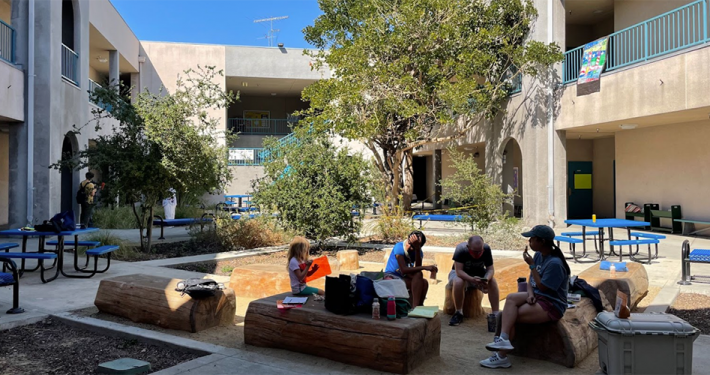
91;207;139;229
83;230;138;260
211;216;288;251
253;131;372;242
439;148;512;232
366;203;416;243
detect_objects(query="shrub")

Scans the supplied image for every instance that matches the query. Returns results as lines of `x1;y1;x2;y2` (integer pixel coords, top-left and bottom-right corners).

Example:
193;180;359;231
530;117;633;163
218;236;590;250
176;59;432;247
253;131;372;243
91;207;139;229
212;216;288;251
439;148;512;232
366;203;416;244
83;230;138;260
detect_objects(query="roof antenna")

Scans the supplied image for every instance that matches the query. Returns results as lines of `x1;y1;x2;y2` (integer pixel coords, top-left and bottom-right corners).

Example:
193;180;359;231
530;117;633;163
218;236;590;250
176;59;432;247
254;16;289;47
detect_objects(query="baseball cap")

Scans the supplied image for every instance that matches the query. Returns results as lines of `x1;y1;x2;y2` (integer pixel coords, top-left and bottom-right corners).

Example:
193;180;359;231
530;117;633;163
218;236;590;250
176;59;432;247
521;225;556;241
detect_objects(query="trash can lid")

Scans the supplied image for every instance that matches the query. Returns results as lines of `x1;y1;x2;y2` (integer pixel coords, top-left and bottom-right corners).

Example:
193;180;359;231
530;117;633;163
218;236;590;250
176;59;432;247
594;312;699;337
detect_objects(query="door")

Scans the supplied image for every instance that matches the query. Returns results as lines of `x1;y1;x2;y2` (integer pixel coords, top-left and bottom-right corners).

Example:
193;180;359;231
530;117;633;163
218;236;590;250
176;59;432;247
568;161;593;219
412;156;428;202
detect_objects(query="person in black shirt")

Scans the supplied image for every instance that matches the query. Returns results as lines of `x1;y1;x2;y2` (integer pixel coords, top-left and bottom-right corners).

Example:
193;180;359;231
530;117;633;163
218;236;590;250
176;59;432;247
447;235;500;326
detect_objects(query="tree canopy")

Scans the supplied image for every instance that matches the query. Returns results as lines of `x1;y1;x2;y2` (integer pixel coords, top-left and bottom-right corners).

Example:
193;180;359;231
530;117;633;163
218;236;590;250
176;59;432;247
300;0;562;206
54;66;236;251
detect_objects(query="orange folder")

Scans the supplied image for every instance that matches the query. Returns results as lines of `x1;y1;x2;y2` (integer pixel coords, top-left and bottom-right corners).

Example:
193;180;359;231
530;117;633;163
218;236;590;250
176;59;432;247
305;256;332;282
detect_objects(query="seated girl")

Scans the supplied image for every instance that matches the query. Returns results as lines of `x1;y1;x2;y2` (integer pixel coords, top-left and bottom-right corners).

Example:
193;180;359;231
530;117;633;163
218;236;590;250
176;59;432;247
480;225;570;369
287;236;324;296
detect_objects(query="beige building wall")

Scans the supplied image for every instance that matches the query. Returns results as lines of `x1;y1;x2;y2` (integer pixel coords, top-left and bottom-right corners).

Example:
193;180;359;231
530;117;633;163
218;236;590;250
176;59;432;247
557;45;710;131
140;42;227;134
565;18;614;50
566;140;593;161
614;0;696;31
616;120;710;220
0;0;9;25
0;60;24;122
0;131;8;226
593;137;615;218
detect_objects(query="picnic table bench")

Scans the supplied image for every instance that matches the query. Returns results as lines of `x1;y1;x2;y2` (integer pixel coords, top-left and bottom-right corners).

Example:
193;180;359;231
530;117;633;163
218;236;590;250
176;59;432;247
649;206;682;234
412;214;464;229
675;218;710;235
95;274;236;333
152;213;215;240
679;240;710;285
244;292;441;374
0;252;58;314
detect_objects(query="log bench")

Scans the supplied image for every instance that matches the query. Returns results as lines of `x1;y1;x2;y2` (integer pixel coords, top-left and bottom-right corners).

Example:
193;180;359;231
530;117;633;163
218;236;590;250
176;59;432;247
228;263;328;298
95;274;236;333
509;262;648;368
244;292;441;374
442;257;530;318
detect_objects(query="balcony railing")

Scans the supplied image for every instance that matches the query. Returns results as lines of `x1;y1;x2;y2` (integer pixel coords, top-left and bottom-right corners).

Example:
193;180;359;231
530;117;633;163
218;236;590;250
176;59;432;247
563;0;708;84
61;44;79;86
0;19;15;64
89;79;102;95
228;118;293;135
228;148;266;166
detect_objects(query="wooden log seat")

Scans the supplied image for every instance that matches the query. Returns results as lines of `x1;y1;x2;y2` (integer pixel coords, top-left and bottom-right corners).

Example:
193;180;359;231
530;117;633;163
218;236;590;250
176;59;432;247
228;263;327;298
510;297;603;368
509;263;648;368
442;257;530;318
337;250;359;270
577;261;649;310
244;292;441;374
94;274;236;333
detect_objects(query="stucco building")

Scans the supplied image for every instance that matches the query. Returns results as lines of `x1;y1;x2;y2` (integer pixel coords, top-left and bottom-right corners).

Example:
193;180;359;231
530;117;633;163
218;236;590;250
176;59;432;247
1;0;709;233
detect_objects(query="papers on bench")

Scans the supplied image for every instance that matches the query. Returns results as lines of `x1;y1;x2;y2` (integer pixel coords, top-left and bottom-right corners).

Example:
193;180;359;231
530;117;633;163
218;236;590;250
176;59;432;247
408;306;439;319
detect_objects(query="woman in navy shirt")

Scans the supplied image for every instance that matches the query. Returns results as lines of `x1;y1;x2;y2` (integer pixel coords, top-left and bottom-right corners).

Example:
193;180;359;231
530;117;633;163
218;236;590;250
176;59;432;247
480;225;570;369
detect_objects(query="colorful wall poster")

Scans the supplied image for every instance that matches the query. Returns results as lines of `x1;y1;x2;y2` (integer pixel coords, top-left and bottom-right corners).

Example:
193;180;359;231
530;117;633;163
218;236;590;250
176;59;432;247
243;110;270;128
577;37;609;85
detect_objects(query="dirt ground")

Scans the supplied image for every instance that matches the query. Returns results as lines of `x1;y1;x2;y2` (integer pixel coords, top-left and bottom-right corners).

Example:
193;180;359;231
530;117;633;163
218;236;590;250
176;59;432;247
0;318;202;375
669;293;710;334
72;257;609;375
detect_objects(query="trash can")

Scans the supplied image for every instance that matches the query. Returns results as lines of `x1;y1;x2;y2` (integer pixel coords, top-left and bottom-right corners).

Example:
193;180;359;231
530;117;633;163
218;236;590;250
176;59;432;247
590;312;700;375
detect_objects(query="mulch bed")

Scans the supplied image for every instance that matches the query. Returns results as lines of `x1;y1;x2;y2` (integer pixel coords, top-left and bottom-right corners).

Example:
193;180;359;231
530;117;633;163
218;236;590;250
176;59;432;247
668;293;710;334
113;238;226;262
169;247;431;276
0;318;203;374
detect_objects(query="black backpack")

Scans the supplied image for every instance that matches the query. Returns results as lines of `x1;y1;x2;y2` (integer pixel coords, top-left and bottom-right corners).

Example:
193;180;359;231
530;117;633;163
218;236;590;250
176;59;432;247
76;181;89;204
175;278;223;299
325;274;357;315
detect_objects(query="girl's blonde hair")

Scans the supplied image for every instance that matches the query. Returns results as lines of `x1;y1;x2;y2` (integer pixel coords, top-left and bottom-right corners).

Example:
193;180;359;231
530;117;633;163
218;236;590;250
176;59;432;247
287;236;310;266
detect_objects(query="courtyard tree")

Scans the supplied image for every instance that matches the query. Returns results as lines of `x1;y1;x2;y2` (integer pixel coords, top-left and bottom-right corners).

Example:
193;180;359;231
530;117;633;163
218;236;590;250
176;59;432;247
53;66;236;251
252;130;372;243
301;0;562;207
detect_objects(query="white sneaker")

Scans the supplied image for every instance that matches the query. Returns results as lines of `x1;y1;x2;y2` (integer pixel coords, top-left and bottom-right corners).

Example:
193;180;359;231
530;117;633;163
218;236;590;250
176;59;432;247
485;336;514;351
480;353;512;369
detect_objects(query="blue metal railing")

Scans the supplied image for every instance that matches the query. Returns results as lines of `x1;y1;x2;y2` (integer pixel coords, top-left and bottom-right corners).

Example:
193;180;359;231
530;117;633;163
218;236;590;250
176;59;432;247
61;44;79;86
228;148;266;166
88;79;101;95
563;0;707;83
228;118;293;135
0;19;15;63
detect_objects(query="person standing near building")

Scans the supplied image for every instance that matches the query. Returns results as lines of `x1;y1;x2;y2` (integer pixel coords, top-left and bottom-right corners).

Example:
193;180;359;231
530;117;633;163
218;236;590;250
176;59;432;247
78;172;97;229
163;188;177;220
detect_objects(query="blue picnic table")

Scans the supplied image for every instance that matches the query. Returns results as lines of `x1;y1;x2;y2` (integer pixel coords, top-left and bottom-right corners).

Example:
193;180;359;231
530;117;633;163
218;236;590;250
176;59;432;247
225;194;252;208
0;228;99;282
564;219;652;262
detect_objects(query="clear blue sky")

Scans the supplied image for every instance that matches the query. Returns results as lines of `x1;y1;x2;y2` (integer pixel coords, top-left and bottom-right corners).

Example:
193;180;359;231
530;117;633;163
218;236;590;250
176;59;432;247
111;0;323;49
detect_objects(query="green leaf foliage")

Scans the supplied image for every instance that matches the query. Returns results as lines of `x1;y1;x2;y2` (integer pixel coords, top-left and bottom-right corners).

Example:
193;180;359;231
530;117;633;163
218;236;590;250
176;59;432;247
252;130;372;242
439;148;512;232
51;66;236;251
300;0;562;205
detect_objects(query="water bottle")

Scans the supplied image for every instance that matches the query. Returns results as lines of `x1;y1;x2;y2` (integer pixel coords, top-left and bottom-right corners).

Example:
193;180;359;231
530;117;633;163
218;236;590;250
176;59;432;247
517;277;527;292
610;263;616;278
372;299;380;320
592;214;597;223
387;296;396;321
487;313;496;332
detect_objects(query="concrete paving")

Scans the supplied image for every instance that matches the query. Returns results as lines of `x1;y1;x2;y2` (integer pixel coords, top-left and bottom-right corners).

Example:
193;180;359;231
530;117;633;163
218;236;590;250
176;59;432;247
1;226;710;374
